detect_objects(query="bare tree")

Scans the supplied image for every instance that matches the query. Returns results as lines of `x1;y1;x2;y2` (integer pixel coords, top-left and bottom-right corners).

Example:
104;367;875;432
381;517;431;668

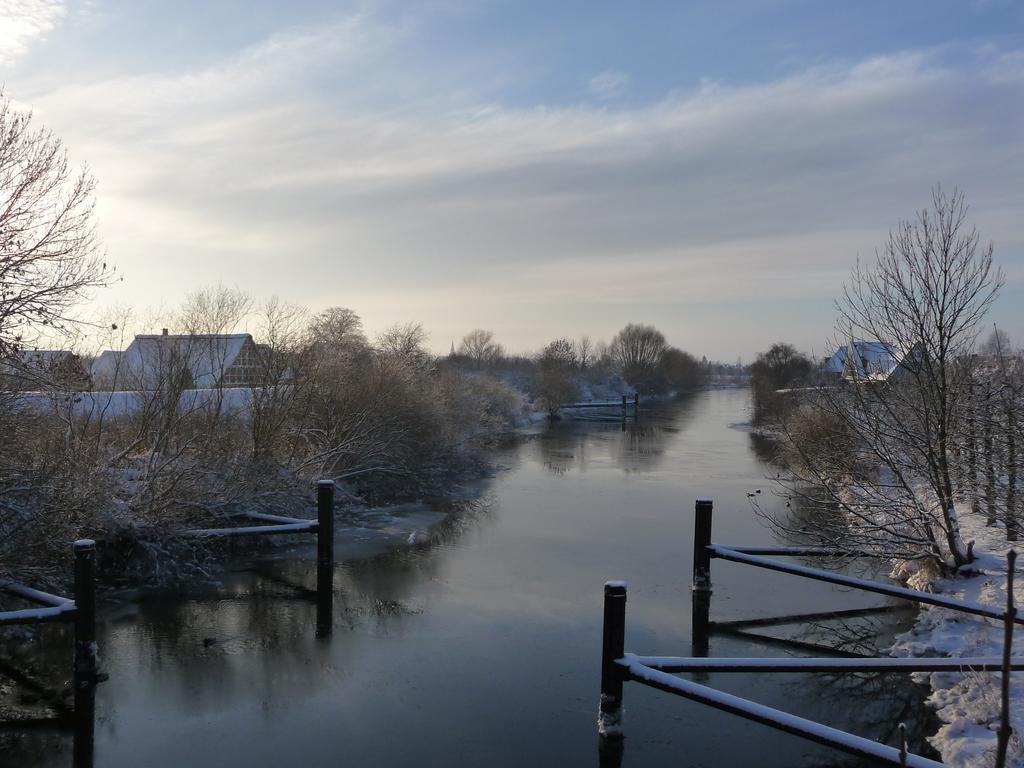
609;323;666;390
0;95;110;359
536;338;579;414
178;285;252;336
459;329;503;370
377;322;430;363
576;336;593;370
769;188;1001;572
749;343;813;426
307;306;367;359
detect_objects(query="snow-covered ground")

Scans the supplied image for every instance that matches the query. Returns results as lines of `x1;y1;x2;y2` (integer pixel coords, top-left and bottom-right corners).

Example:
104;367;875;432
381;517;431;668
892;511;1023;766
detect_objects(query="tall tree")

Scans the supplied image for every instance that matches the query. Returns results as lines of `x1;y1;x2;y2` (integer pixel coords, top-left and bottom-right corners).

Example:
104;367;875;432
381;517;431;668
610;323;666;390
771;188;1001;571
0;96;110;358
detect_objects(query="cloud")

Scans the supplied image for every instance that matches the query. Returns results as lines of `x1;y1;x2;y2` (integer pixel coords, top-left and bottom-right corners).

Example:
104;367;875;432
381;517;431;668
10;19;1024;356
0;0;65;65
588;69;628;98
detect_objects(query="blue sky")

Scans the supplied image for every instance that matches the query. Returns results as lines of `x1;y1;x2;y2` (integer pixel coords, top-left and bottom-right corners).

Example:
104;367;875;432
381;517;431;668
3;0;1023;359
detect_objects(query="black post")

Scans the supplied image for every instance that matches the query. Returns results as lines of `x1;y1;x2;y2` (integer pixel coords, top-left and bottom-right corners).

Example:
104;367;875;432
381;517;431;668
316;480;335;637
73;540;97;681
599;581;627;739
691;589;710;659
73;670;96;768
692;499;713;591
633;393;639;413
995;549;1017;768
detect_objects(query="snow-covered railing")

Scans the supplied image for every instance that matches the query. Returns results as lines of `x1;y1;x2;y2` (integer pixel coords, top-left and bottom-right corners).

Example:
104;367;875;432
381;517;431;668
181;481;337;637
599;580;948;766
618;653;1024;674
692;498;1024;626
597;498;1022;765
0;540;98;683
708;543;1024;626
611;643;944;768
561;394;640;412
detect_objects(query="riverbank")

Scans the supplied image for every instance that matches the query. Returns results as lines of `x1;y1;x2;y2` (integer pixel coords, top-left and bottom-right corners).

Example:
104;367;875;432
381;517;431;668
893;510;1024;766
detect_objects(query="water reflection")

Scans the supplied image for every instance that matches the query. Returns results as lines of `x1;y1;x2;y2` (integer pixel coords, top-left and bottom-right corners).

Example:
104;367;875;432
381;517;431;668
0;391;939;768
532;396;697;476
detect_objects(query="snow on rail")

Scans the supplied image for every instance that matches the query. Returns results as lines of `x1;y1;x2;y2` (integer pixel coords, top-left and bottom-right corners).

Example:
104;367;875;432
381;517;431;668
183;520;318;537
621;657;945;768
0;582;77;626
232;511;315;526
0;603;76;626
1;581;74;608
709;544;1024;626
620;653;1024;673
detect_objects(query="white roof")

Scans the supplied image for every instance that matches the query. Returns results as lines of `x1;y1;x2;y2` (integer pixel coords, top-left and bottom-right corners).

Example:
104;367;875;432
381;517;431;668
93;334;253;389
825;341;905;381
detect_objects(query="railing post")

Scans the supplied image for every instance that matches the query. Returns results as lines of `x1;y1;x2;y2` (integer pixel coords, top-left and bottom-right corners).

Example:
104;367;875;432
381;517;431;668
693;499;713;591
73;669;96;768
73;540;97;681
691;589;710;659
599;581;627;739
316;480;335;637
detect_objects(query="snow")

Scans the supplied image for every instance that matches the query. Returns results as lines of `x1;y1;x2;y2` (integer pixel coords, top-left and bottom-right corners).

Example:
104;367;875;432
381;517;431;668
13;386;261;419
710;545;1014;624
597;693;624;738
92;333;254;389
891;510;1024;766
620;656;944;767
824;340;905;379
623;653;1019;673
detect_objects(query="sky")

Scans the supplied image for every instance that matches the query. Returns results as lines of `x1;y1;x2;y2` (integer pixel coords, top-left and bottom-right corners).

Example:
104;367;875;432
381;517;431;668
2;0;1023;360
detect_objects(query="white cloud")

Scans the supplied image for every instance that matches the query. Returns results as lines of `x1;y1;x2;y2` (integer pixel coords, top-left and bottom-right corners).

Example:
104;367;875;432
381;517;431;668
0;0;65;65
10;21;1024;356
588;69;628;98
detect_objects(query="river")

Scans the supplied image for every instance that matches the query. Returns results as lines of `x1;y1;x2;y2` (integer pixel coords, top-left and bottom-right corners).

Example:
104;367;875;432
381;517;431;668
2;388;936;767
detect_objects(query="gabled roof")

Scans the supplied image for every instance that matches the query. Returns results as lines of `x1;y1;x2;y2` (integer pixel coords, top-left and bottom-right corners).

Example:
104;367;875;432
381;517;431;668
92;333;255;389
824;341;909;381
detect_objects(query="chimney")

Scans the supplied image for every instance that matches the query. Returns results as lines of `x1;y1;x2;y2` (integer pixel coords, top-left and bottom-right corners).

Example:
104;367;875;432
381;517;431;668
161;328;169;336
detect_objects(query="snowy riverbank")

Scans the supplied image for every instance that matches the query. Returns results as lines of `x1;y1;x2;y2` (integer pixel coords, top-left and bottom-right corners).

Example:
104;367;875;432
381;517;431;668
892;512;1023;766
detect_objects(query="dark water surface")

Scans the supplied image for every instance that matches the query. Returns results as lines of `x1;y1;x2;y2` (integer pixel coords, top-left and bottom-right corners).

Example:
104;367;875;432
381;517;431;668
3;389;935;767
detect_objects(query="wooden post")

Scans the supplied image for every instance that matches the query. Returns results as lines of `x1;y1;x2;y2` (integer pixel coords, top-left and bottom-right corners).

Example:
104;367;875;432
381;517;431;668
693;499;713;591
316;480;335;637
995;549;1017;768
599;581;627;739
73;540;97;681
73;669;96;768
691;589;710;658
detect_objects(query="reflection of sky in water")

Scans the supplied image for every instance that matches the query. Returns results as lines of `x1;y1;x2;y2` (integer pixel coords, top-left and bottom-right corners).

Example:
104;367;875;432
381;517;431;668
2;390;935;767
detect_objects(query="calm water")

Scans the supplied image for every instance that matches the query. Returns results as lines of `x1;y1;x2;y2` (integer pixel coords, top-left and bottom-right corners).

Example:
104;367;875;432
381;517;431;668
2;389;934;767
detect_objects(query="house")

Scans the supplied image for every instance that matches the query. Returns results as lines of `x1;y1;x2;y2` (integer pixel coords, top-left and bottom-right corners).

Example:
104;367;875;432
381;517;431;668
91;330;273;390
823;341;917;383
0;350;90;390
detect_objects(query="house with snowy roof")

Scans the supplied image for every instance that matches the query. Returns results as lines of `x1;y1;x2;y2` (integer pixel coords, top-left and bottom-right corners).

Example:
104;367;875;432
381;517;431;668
91;330;272;390
823;341;917;384
0;349;90;390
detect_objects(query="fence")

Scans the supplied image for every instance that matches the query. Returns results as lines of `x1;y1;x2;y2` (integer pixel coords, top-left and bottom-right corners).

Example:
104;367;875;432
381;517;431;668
561;393;640;418
0;480;338;766
598;499;1023;767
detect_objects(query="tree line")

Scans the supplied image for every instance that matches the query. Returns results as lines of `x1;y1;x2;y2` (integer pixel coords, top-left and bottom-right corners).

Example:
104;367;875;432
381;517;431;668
450;324;705;415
